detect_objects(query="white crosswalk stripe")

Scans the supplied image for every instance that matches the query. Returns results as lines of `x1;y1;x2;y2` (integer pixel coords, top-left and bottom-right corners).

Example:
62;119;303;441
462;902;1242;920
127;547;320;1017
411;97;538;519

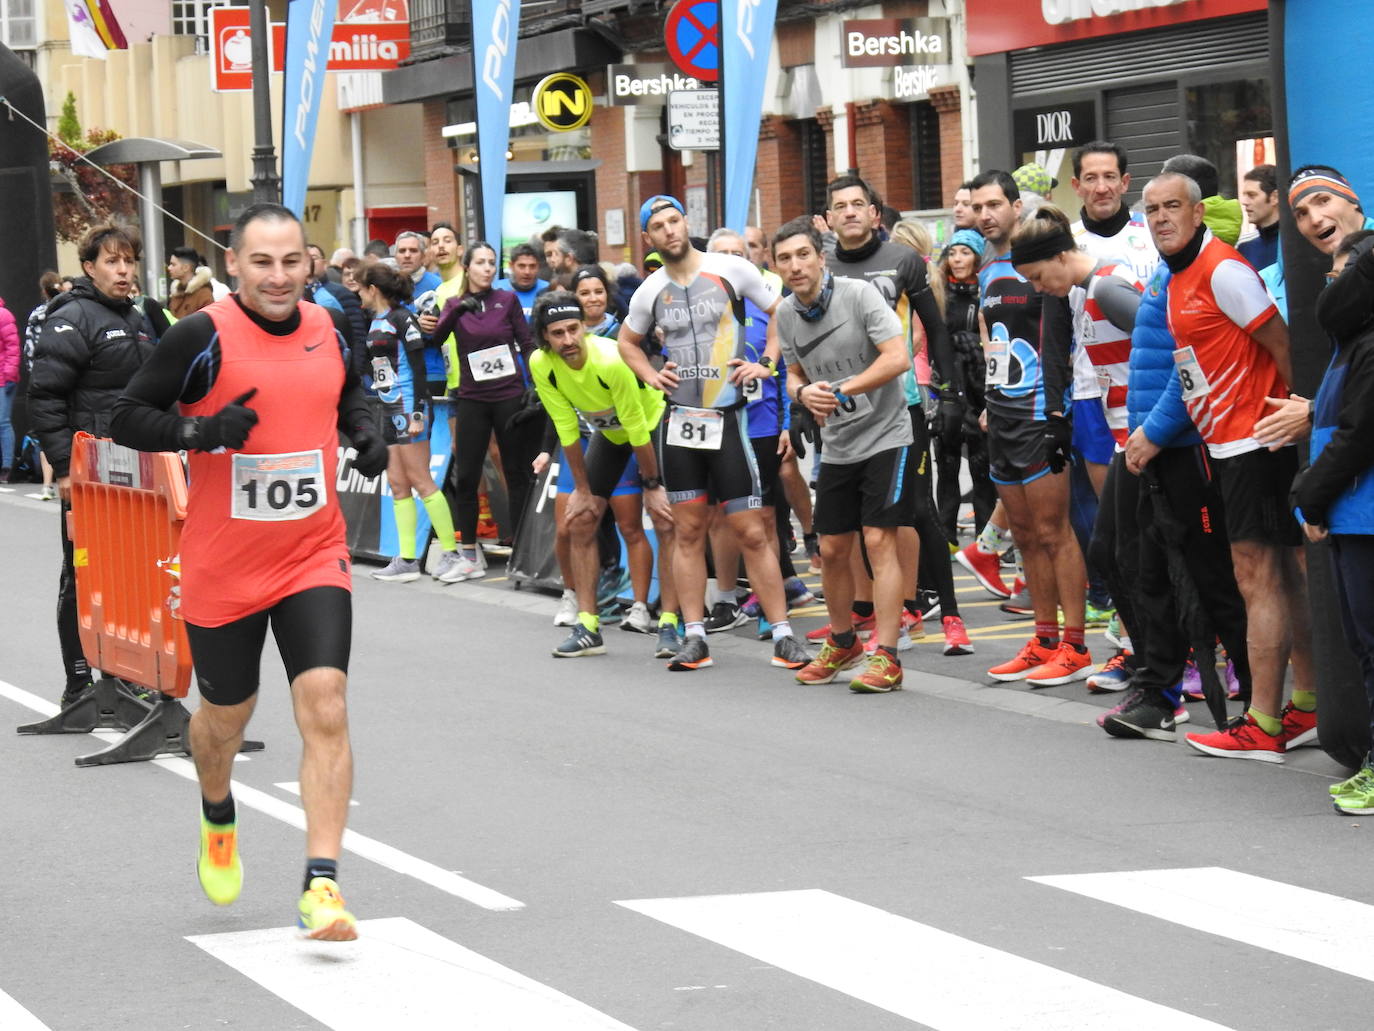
0;988;53;1030
188;917;641;1031
618;888;1234;1030
1029;866;1374;982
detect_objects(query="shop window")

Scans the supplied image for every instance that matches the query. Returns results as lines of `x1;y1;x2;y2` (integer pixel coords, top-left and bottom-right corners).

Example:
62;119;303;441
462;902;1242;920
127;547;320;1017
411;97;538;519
799;118;828;219
172;0;227;45
911;100;942;211
0;0;35;49
1185;78;1272;198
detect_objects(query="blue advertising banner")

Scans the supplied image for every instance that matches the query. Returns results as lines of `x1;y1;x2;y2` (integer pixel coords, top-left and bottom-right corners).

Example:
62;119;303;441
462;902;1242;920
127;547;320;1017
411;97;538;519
470;0;521;249
281;0;336;216
720;0;776;233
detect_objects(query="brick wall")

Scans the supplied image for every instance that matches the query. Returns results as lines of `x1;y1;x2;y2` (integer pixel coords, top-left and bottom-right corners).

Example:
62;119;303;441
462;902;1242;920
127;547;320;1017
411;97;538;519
854;99;913;211
422;99;460;225
930;86;965;206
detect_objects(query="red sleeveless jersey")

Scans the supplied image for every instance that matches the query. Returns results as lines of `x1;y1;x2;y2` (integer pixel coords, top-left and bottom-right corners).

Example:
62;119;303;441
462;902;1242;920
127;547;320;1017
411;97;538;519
179;298;350;626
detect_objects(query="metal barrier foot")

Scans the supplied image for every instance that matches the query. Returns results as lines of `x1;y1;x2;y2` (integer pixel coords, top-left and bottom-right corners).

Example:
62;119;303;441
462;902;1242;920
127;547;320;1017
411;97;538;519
17;677;151;735
74;693;192;767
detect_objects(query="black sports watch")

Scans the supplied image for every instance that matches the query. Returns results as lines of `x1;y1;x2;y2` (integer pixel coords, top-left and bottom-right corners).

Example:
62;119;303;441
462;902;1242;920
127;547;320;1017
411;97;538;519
640;475;664;490
758;355;774;369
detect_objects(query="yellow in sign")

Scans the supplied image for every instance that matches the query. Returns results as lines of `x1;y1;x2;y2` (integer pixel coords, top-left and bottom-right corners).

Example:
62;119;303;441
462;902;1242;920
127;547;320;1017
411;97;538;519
534;72;594;132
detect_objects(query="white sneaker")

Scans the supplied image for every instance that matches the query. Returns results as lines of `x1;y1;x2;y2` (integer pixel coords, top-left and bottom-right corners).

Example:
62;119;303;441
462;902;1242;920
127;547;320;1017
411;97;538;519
432;551;468;584
553;589;578;626
372;556;420;582
447;551;485;582
621;600;654;634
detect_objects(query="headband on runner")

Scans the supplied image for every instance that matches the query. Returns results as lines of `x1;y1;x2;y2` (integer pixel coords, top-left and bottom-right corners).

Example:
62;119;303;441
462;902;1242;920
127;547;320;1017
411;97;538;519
1010;229;1076;266
1289;167;1361;210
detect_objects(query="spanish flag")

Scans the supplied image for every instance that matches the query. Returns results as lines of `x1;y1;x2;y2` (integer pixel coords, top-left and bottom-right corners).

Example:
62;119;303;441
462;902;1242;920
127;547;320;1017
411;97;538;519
67;0;128;59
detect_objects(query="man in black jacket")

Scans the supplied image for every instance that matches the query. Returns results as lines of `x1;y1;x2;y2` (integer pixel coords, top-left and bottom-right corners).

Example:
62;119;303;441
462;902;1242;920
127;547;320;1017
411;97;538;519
28;224;159;706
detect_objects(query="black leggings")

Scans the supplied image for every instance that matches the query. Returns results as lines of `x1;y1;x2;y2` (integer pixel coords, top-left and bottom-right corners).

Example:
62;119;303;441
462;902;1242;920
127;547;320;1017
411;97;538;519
57;501;92;686
910;407;958;617
185;586;352;707
452;396;531;546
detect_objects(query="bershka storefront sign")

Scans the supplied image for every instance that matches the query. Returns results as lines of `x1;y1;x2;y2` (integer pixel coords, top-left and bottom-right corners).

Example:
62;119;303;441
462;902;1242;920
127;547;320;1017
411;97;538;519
965;0;1265;56
607;63;703;105
841;18;950;68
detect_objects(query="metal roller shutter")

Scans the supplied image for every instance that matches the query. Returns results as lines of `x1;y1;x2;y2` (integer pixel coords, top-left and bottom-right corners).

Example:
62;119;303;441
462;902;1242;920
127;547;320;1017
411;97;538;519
1008;13;1268;96
1106;82;1180;208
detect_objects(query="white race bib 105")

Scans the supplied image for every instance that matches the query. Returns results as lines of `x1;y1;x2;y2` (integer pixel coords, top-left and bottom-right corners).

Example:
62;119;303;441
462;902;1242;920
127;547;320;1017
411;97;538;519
232;450;326;521
667;404;724;450
468;343;516;382
1173;346;1211;401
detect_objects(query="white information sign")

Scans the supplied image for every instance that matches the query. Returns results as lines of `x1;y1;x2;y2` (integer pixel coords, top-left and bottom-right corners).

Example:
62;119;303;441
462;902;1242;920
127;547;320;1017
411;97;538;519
667;90;719;151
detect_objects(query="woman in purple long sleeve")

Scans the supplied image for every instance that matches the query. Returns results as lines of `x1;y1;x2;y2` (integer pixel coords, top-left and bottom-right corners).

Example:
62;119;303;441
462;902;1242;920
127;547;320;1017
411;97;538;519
429;241;536;575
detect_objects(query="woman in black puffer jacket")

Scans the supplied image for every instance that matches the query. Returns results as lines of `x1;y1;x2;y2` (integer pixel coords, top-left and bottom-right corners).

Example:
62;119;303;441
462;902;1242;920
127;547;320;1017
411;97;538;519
932;230;995;544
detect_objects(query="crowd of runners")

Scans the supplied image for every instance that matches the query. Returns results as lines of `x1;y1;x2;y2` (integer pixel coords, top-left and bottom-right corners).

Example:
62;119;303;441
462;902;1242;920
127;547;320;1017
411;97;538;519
21;136;1374;939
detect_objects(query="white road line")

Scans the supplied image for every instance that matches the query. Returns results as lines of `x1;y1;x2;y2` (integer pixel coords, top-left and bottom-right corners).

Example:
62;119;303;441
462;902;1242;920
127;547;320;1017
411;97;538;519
187;917;640;1031
618;889;1232;1031
0;988;53;1030
0;678;523;911
274;780;358;805
1029;867;1374;982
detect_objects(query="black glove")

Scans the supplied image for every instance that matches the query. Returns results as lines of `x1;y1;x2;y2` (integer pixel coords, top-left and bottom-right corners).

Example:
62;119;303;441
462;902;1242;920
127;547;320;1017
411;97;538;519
789;401;818;460
934;392;965;449
1042;413;1073;475
190;388;259;451
505;388;545;431
348;422;389;478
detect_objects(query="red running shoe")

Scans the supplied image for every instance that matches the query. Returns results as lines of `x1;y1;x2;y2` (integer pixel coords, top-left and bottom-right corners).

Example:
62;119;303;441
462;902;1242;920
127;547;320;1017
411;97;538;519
1278;702;1317;749
942;615;974;656
955;542;1011;599
1185;714;1284;764
806;611;876;642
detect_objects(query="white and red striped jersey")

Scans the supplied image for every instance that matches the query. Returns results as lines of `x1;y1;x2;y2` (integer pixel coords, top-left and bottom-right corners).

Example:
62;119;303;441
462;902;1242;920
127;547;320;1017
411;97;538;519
1070;260;1143;447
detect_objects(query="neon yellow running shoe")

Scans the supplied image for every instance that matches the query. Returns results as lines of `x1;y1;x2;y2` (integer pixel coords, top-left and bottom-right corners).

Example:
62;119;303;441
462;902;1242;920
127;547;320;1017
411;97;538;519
197;814;242;906
298;877;358;941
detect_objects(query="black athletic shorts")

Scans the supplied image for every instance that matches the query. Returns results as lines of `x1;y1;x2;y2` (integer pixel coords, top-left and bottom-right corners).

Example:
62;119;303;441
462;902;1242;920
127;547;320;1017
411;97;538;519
184;586;352;707
987;409;1053;487
1212;446;1302;547
655;403;761;514
584;434;638;499
750;433;782;508
813;446;917;535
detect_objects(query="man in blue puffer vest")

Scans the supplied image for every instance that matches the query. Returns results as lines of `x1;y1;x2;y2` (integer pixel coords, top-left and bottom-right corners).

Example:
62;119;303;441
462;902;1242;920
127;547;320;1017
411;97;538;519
1100;260;1252;740
1294;230;1374;813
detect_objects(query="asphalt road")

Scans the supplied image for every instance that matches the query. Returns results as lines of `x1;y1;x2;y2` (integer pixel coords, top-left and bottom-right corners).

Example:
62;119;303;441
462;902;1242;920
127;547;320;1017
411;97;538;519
1;483;1367;1031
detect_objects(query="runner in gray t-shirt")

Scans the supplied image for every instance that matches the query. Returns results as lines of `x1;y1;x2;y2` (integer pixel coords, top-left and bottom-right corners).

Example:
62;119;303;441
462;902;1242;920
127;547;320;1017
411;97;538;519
772;218;916;694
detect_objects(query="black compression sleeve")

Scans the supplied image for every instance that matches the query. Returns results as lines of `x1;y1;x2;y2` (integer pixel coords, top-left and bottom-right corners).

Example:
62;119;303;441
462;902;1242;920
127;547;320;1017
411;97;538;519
1039;294;1073;415
110;313;218;452
912;282;963;397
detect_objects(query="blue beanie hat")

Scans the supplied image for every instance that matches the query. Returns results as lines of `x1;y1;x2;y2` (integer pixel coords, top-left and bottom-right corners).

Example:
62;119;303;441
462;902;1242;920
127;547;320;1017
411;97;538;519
948;228;986;259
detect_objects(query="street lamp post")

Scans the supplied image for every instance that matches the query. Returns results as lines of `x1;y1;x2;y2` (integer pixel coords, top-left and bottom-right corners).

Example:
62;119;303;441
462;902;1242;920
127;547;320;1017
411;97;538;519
248;0;280;202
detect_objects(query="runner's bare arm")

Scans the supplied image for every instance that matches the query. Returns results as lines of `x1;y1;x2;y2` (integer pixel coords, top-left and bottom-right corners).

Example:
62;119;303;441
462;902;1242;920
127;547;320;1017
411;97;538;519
1250;313;1293;389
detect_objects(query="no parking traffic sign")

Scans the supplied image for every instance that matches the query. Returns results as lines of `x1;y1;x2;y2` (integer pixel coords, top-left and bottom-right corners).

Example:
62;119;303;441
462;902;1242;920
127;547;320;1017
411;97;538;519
664;0;719;82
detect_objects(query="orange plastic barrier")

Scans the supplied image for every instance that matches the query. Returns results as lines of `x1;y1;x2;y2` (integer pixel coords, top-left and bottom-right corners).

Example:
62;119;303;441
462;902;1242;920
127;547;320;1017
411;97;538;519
68;431;192;699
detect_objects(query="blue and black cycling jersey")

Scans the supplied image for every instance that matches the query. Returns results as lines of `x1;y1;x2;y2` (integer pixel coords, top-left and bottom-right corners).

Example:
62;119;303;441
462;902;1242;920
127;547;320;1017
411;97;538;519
978;253;1072;421
740;297;788;438
366;306;430;428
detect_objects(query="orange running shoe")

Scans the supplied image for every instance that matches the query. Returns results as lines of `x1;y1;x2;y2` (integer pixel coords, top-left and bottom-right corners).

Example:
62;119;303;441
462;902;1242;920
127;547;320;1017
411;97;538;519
987;638;1056;682
805;611;876;642
1025;642;1093;687
795;635;866;685
850;650;904;693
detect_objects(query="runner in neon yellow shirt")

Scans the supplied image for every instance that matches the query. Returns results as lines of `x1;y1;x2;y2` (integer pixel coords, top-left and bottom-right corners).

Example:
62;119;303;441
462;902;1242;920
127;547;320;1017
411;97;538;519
528;291;678;659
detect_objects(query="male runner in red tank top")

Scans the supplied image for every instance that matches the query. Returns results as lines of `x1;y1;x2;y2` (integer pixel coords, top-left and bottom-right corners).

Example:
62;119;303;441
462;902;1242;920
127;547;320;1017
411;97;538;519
112;204;389;940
